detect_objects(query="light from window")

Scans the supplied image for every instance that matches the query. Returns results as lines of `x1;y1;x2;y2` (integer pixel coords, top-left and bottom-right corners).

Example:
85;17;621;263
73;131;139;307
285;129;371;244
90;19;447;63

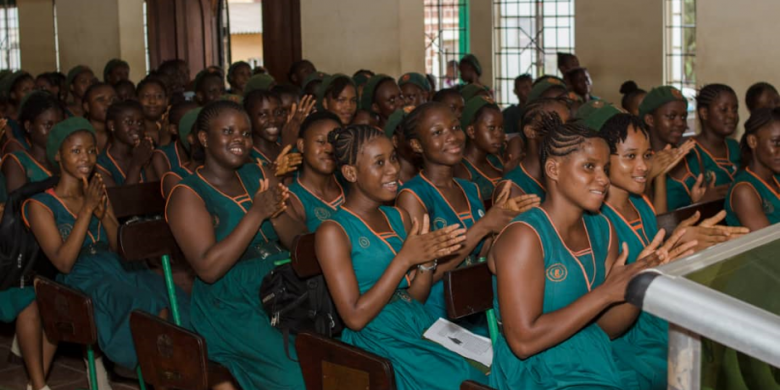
664;0;696;111
424;0;469;91
0;3;21;70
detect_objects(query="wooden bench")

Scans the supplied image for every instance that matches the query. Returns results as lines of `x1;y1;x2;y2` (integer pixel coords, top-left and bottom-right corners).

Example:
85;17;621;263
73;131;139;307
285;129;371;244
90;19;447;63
129;311;235;390
461;380;496;390
656;198;724;239
443;262;499;344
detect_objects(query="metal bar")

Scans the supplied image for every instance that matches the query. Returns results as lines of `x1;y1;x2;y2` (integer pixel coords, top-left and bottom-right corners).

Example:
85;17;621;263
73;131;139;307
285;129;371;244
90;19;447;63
161;254;182;326
136;366;147;390
87;345;98;390
668;324;701;390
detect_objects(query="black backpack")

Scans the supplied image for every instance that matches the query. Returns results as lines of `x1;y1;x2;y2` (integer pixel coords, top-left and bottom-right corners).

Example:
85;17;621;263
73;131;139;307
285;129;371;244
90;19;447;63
259;262;343;358
0;176;59;291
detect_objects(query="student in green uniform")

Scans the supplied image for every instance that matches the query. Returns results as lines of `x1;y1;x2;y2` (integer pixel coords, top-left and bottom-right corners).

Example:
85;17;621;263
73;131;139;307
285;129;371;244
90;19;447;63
24;117;190;371
82;83;118;152
566;67;599;103
161;107;202;198
272;84;301;119
4;71;35;121
244;89;287;165
351;108;379;127
385;108;419;184
226;61;252;96
136;77;170;146
398;72;431;107
35;72;67;104
360;74;404;129
459;54;484;87
97;100;156;187
114;79;137;103
151;101;198;178
488;116;686;390
287;59;316;89
315;124;488;390
288;111;345;230
432;88;465;120
454;96;505;200
502;74;532;136
66;66;96;118
318;73;358;125
2;91;63;194
527;76;569;104
103;59;130;86
302;71;327;97
397;102;537;323
688;84;741;189
352;69;374;100
243;73;277;96
745;82;780;114
727;107;780;229
194;71;226;107
166;100;306;390
620;81;647;116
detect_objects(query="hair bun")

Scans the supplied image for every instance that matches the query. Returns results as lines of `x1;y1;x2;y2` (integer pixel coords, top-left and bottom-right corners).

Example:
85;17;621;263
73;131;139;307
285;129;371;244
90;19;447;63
620;81;639;95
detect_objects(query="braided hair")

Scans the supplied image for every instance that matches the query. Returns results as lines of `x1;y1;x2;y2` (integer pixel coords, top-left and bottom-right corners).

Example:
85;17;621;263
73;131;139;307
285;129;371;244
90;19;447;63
327;124;384;168
696;83;737;112
400;101;450;141
520;97;570;140
195;100;247;137
323;75;355;100
745;82;779;113
741;107;780;167
539;114;603;170
599;113;649;154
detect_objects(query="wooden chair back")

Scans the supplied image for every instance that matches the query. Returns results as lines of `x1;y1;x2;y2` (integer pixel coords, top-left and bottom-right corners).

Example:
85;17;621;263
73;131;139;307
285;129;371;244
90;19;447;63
444;263;494;320
291;233;321;278
118;219;182;261
106;181;165;219
34;276;97;346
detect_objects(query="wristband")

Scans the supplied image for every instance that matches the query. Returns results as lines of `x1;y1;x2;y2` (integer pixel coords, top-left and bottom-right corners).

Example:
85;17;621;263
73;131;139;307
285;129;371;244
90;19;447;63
418;259;438;272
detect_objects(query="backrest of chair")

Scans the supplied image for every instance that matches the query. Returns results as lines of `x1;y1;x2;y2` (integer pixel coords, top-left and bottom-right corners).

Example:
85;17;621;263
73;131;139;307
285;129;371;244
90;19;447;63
118;219;182;261
130;310;209;390
444;263;494;320
296;331;396;390
656;199;724;239
34;277;97;345
291;233;321;278
460;380;496;390
106;182;165;219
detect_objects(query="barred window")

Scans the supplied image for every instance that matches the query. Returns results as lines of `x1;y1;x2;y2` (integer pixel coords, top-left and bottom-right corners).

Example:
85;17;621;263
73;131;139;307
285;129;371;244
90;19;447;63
424;0;469;90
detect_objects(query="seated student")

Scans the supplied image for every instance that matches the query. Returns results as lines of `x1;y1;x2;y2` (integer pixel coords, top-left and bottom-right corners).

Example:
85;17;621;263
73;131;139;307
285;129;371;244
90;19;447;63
97;100;157;187
726;107;780;230
567;67;599;102
599;113;746;390
161;108;202;198
385;108;419;184
194;70;226;107
351;108;379;127
745;82;780;114
397;102;537;323
302;71;327;97
151;101;198;179
488;117;686;390
315;124;488;390
287;111;345;230
114;79;137;102
2;91;63;194
245;90;287;165
1;71;36;153
319;74;358;126
557;52;580;79
287;59;316;89
103;59;130;86
82;83;118;152
157;59;190;103
226;61;252;96
432;88;465;121
166;100;306;390
352;69;374;100
243;73;277;96
454;96;505;199
360;74;404;129
136;76;170;146
459;54;484;88
66;66;96;118
35;72;68;104
272;83;302;119
24;117;190;371
620;80;647;116
398;72;431;107
502;73;533;136
527;76;569;104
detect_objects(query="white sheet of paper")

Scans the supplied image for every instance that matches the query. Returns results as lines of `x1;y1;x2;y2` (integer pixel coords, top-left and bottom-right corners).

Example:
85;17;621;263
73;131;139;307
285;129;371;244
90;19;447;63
422;317;493;367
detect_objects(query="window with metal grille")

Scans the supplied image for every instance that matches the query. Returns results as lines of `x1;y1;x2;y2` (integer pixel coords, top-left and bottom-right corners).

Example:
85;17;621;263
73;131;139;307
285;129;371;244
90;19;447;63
493;0;575;108
0;0;21;70
664;0;696;113
424;0;469;91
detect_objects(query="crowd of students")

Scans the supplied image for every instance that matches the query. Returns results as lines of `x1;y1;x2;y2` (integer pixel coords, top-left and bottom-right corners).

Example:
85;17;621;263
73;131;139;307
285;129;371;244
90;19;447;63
0;51;778;390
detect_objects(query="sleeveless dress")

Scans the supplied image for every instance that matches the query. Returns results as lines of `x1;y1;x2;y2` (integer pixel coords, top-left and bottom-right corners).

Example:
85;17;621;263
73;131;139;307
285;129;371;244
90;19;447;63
1;150;53;190
250;145;274;166
288;176;345;232
169;163;304;390
725;168;780;227
398;173;486;323
500;162;546;200
490;207;623;390
460;154;504;200
8;119;30;150
602;195;668;389
154;140;186;173
22;189;190;369
96;147;147;186
666;157;698;211
330;206;488;390
688;139;740;187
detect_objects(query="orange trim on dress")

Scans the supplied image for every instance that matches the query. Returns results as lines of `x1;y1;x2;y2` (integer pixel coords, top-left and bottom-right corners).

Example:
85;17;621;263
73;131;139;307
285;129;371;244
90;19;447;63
419;172;475;227
694;140;736;181
463;156;502;185
603;201;650;246
44;188;101;244
519;162;546;191
536;207;597;291
341;206;401;256
21;198;54;228
746;167;780;198
295;176;345;210
164;184;205;223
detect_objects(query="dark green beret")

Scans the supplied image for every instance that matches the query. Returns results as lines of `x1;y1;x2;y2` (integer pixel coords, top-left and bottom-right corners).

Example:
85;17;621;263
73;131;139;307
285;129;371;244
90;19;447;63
383;107;414;138
398;72;431;92
582;102;623;132
460;84;490;102
359;74;394;114
527;77;568;103
317;73;354;111
67;65;92;90
178;107;203;153
461;95;497;129
638;86;688;123
353;73;371;88
47;117;96;167
243;74;276;96
103;58;128;83
460;54;482;76
302;71;328;93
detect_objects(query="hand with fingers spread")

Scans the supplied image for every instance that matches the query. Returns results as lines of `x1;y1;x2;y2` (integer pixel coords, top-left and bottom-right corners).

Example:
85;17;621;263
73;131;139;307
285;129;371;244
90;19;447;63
282;95;316;147
673;210;750;252
251;179;290;220
600;243;650;303
131;136;155;168
397;215;467;267
272;144;303;177
82;174;107;218
649;140;695;179
483;182;524;231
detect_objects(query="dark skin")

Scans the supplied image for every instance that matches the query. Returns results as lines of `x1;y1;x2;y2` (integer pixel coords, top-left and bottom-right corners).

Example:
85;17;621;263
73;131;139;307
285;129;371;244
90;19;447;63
2;107;62;193
323;84;358;125
514;78;532;106
455;107;505;198
438;93;465;120
290;61;316;88
351;109;379;127
570;70;593;101
9;77;35;120
695;91;739;163
196;75;226;106
152;103;198;178
68;70;96;117
372;80;404;127
391;130;420;184
458;61;480;86
228;63;252;95
316;136;467;330
749;89;780;114
161;132;202;198
625;92;646;116
138;82;169;145
732;121;780;231
106;65;130;86
400;83;427;107
83;84;118;152
167;110;305;284
100;107;157;187
248;96;286;163
115;82;137;102
35;76;61;100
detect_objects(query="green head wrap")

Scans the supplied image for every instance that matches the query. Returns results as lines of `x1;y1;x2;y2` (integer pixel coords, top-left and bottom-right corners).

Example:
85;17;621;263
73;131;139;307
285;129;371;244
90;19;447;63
67;65;92;91
46;117;96;167
360;74;394;113
2;70;30;100
353;73;371;88
461;95;498;130
575;99;606;121
316;73;355;111
302;71;328;93
460;84;490;102
178;107;202;153
243;74;276;96
398;72;431;92
460;54;482;76
383;107;414;138
103;58;129;83
638;86;688;123
582;102;623;132
527;77;568;103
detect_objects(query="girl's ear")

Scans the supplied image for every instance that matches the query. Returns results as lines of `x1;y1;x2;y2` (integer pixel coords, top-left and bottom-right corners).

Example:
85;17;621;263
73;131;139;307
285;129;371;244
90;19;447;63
747;134;759;149
341;165;357;183
410;139;423;154
466;124;476;139
545;158;559;182
296;138;305;155
198;131;208;149
322;98;330;110
698;106;709;122
644;113;655;129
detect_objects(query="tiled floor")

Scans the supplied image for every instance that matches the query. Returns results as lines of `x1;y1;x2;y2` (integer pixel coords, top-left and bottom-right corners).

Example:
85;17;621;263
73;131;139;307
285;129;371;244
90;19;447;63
0;323;139;390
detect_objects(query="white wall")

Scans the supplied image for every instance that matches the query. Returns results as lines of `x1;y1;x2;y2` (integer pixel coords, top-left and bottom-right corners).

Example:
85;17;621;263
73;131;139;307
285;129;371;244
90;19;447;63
18;0;57;75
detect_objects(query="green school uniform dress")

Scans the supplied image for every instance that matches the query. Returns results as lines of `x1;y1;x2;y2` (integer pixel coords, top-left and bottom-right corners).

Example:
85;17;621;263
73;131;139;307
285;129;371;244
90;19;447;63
602;195;667;390
399;173;485;322
725;168;780;227
460;154;503;200
171;163;305;390
250;145;274;166
96;147;146;186
689;139;740;187
8;119;30;150
22;189;190;369
0;287;35;322
500;162;546;200
288;176;345;232
666;157;699;211
154;140;187;173
1;150;53;189
490;207;623;390
330;206;488;390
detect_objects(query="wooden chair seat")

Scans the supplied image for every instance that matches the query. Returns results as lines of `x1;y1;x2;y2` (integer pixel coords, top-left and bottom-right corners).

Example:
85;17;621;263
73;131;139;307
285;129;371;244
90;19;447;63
444;263;493;320
461;380;496;390
656;198;724;239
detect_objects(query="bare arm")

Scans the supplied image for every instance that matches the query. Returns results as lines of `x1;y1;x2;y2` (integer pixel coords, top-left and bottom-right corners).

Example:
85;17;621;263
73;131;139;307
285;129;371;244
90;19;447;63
1;156;28;194
732;183;770;232
151;150;171;179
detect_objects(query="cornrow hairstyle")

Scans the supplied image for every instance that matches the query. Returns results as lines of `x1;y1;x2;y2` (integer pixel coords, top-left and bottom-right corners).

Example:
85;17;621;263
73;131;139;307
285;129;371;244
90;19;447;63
136;76;168;97
106;99;144;125
401;101;450;141
432;87;461;103
520;97;570;139
324;75;354;100
299;110;341;139
620;80;647;111
243;89;281;113
287;60;314;83
696;83;737;111
599;113;649;154
745;82;779;112
83;82;114;103
327;124;384;168
539;113;603;170
740;107;780;167
19;91;65;128
195;100;248;138
472;102;502;127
